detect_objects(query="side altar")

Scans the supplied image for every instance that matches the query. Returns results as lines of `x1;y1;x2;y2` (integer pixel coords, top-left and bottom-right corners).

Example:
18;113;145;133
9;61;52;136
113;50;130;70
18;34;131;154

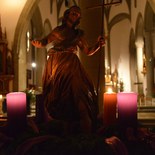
0;20;14;95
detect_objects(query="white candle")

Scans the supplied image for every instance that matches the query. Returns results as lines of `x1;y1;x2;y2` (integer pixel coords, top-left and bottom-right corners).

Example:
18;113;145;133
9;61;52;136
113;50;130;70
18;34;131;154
6;92;27;133
117;92;137;128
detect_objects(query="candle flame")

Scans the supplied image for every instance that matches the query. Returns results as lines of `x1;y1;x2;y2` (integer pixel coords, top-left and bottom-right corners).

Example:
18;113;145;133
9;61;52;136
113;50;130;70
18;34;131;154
107;88;113;93
0;95;2;100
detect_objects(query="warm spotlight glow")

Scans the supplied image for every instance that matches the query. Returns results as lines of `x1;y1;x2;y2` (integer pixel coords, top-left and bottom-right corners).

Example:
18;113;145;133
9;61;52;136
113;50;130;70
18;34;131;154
5;0;26;7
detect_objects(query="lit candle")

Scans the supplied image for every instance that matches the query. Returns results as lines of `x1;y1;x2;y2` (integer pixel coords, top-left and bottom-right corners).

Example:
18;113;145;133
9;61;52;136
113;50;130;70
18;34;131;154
0;95;2;100
103;88;117;127
6;92;27;134
117;92;137;128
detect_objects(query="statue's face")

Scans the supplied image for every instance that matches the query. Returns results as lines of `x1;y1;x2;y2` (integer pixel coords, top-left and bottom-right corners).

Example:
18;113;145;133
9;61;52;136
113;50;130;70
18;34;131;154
68;7;81;25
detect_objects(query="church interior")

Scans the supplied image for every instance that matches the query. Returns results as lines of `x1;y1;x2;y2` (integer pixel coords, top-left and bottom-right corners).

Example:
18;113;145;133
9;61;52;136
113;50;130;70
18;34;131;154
0;0;155;154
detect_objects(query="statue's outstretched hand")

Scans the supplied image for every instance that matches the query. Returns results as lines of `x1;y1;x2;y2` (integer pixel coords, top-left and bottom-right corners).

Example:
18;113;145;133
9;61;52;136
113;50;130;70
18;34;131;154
31;39;43;48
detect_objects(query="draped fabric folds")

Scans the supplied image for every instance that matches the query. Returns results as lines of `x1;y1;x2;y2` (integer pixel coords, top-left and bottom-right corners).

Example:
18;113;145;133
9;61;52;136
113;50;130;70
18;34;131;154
42;51;98;133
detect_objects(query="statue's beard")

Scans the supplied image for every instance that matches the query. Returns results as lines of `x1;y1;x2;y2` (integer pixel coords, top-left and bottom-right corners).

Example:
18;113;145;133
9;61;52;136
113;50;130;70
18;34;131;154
68;18;80;27
73;19;80;27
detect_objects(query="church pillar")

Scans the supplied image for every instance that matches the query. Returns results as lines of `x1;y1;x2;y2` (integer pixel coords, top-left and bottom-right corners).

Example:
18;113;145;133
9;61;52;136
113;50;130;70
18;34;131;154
135;39;144;95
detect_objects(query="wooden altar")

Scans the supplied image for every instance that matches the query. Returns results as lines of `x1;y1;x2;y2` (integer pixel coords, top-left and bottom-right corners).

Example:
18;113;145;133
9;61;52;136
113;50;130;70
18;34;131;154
0;20;14;95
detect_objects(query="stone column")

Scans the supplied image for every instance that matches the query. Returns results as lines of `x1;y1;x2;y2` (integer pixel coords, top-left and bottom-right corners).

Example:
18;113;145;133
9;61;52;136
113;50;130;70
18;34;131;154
135;39;144;95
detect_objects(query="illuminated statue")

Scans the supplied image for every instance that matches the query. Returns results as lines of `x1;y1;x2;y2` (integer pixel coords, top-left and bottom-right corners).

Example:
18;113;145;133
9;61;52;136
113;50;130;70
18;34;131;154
31;6;105;134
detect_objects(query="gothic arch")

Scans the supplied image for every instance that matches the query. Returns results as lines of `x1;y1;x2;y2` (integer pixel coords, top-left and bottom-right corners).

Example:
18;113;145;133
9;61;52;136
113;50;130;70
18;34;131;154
135;13;144;44
13;0;42;91
44;19;52;36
